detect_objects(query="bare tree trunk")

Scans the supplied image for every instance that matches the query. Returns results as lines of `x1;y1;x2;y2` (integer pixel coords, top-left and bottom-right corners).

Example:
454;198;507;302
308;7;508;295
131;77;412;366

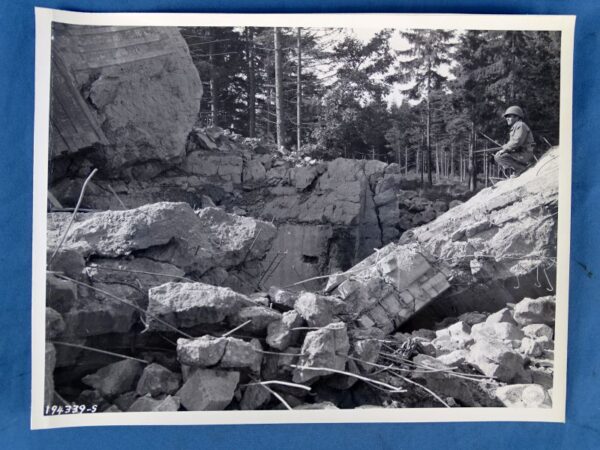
405;146;408;176
274;27;286;149
246;28;256;137
450;143;454;179
426;94;432;186
209;35;218;127
296;28;302;152
266;87;272;138
435;141;440;182
469;122;477;192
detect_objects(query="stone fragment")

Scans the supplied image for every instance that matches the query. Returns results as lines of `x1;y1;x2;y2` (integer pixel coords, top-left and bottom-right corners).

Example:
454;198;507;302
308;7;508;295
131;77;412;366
128;395;181;412
114;392;139;411
513;296;556;326
466;340;526;383
266;310;304;350
229;306;282;334
522;324;554;341
471;322;524;343
518;338;543;358
294;402;339;410
44;343;56;407
240;384;272;410
457;311;487;326
220;338;263;373
494;384;552;408
177;369;240;411
432;334;474;356
485;308;517;326
82;360;144;398
46;307;65;339
147;282;253;331
293;322;350;383
177;336;228;367
136;363;181;397
294;293;346;327
352;339;382;373
435;321;471;339
437;349;469;367
46;274;77;314
268;286;300;310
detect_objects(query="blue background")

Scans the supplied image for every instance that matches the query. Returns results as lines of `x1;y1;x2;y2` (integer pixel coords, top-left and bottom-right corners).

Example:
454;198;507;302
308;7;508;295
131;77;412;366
1;1;598;448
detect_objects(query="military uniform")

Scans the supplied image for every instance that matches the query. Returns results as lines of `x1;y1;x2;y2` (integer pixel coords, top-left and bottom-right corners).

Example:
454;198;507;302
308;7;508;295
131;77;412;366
494;118;535;174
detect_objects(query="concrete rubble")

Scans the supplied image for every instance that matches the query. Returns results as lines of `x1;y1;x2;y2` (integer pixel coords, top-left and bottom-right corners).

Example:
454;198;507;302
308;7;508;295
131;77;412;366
44;30;559;410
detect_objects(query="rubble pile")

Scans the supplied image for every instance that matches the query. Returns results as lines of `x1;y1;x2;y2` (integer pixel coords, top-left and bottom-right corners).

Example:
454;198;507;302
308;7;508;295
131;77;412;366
45;149;558;411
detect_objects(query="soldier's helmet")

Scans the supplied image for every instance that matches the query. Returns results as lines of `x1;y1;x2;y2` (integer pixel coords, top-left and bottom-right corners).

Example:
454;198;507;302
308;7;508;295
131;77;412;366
503;105;524;118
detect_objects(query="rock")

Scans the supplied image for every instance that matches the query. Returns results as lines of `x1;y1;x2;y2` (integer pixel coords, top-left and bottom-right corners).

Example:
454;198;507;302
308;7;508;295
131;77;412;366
437;349;469;366
293;322;350;383
177;369;240;411
294;293;346;327
229;306;282;334
513;296;556;326
243;159;267;184
529;367;553;389
412;329;438;340
268;286;300;310
77;390;111;412
519;338;543;358
432;334;473;356
51;25;201;169
466;340;526;383
485;308;517;326
47;248;86;279
147;282;253;331
136;363;181;397
44;343;56;407
63;283;138;337
128;395;181;412
522;324;554;341
114;392;139;411
412;355;495;407
46;274;77;314
471;322;524;343
292;166;319;191
46;307;65;339
241;384;272;410
449;200;463;209
352;339;382;373
266;310;304;350
494;384;552;408
457;311;487;326
436;321;471;339
103;405;121;413
177;336;228;367
220;338;263;373
82;360;144;398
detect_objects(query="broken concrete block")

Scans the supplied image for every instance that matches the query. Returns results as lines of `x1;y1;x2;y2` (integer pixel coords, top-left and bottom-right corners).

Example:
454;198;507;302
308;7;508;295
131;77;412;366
522;324;554;341
114;392;139;411
177;336;228;367
240;384;272;410
513;296;555;327
147;282;253;331
46;274;77;314
436;321;471;339
437;349;469;367
266;310;304;350
485;308;517;326
44;343;56;407
293;322;350;383
518;337;543;358
471;322;524;343
466;340;526;383
294;292;346;327
352;339;382;373
82;360;144;398
177;369;240;411
136;363;181;397
229;306;282;334
46;307;65;339
267;286;300;310
128;395;181;412
495;384;552;408
220;338;262;373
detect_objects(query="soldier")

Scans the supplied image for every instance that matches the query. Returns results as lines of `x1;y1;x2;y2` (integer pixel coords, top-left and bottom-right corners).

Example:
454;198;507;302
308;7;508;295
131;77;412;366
494;106;535;176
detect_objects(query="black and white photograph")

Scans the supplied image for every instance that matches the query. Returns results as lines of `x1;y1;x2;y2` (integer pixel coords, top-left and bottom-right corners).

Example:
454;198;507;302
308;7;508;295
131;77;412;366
32;9;574;428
